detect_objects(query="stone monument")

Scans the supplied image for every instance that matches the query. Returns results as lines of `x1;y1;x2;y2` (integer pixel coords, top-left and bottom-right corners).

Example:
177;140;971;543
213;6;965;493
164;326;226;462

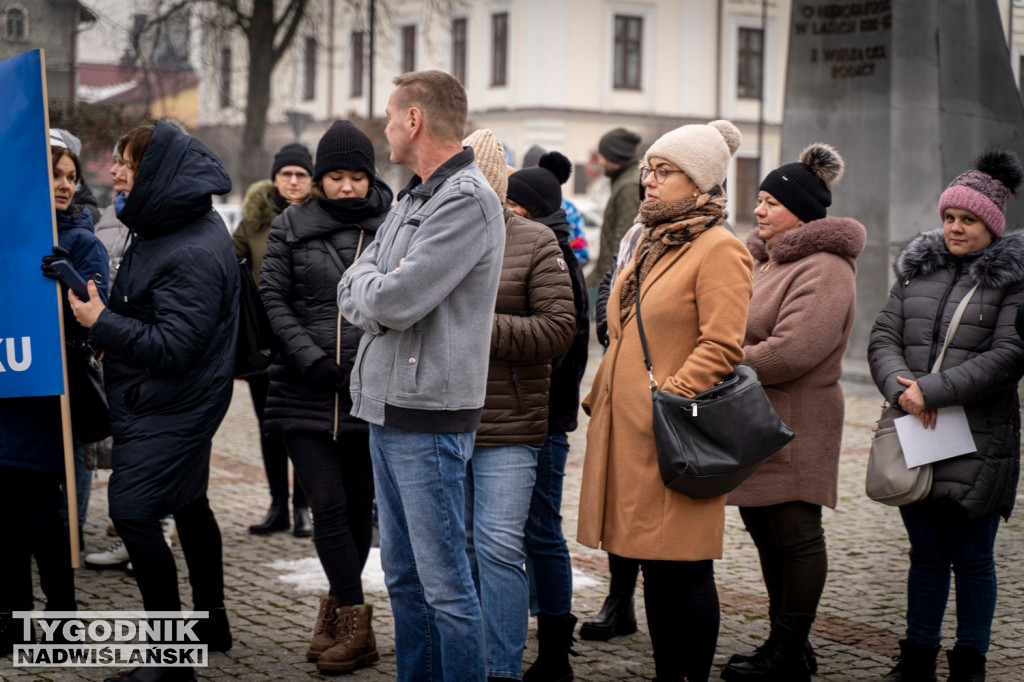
780;0;1024;370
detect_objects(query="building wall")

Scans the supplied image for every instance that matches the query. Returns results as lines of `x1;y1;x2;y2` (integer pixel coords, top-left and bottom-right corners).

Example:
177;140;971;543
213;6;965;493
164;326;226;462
0;0;82;100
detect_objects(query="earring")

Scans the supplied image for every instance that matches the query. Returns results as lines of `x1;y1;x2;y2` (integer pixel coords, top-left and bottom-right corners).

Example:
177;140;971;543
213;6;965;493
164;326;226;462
692;192;699;197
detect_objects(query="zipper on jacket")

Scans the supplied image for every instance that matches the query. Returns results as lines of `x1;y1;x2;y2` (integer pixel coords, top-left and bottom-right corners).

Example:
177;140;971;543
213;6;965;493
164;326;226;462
927;261;962;371
511;364;525;414
333;229;366;441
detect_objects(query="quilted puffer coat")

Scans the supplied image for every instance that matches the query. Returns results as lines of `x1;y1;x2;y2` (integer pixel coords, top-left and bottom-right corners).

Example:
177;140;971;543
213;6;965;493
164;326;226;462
474;210;575;446
868;229;1024;518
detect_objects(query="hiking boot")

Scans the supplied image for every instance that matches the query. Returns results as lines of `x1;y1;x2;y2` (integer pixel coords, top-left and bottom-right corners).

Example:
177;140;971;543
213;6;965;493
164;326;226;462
315;604;379;674
306;595;340;661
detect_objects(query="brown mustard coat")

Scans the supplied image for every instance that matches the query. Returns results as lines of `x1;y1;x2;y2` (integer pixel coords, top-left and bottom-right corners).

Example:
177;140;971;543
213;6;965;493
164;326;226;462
577;225;753;561
728;217;866;509
476;211;576;446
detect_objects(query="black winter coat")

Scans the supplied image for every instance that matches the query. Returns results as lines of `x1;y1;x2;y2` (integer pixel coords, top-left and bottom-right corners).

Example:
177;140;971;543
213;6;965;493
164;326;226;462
534;210;589;433
89;121;238;520
868;229;1024;518
259;184;392;437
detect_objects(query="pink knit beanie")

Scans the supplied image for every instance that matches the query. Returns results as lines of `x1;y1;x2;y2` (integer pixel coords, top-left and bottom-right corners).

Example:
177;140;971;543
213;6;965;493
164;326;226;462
938;150;1023;238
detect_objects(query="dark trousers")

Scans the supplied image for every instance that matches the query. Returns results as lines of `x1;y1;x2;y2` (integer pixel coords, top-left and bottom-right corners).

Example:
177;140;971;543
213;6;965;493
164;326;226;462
114;495;224;612
284;431;374;605
641;559;719;682
0;467;77;613
609;552;641;600
900;500;1001;653
739;501;827;648
246;374;305;508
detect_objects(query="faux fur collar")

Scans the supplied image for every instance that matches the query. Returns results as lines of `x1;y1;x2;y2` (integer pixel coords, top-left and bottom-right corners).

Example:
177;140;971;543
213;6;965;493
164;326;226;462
894;229;1024;289
746;216;866;264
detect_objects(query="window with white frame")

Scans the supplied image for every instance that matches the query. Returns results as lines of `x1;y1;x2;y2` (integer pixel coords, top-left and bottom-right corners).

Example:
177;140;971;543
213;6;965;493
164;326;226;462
491;12;508;87
737;27;764;99
351;31;364;97
219;46;231;109
452;17;467;84
401;25;416;73
613;15;642;90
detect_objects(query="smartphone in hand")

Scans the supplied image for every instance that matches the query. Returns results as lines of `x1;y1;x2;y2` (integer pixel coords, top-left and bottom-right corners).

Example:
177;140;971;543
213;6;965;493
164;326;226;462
50;259;90;301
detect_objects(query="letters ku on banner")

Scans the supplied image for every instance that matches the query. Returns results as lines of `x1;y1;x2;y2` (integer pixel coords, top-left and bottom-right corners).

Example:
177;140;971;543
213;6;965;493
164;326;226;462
0;50;64;398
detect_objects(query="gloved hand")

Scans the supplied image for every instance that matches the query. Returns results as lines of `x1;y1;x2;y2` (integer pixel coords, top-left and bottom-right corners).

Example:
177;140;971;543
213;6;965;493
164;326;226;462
41;245;72;279
306;356;345;389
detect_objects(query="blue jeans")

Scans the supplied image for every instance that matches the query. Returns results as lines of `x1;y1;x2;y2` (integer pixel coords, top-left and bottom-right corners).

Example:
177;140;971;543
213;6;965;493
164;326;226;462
900;500;1001;653
369;424;486;682
465;443;538;680
525;432;573;617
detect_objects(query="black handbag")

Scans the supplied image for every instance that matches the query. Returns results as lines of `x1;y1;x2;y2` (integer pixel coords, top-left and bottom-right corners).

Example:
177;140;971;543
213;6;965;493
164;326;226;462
235;258;276;377
66;342;112;444
634;294;794;499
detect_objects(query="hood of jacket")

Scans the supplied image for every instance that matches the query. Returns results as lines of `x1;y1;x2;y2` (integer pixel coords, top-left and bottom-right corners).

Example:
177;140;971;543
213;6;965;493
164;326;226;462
287;179;393;242
118;121;231;237
747;216;866;264
242;180;283;230
532;209;571;245
56;206;96;233
895;229;1024;290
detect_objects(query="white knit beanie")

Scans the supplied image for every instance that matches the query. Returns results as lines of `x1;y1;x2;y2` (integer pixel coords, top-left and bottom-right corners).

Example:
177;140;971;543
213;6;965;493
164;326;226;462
463;128;508;204
644;119;742;193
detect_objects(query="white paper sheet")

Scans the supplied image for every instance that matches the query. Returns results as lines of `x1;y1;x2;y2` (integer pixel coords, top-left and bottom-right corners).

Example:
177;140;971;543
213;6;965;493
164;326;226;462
894;406;976;468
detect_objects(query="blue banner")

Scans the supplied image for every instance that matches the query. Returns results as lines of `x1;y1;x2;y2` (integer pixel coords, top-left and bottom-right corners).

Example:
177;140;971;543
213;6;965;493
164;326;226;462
0;50;64;398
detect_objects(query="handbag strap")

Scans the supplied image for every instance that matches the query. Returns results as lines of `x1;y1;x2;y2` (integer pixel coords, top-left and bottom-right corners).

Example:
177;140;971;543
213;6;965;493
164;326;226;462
633;279;658;390
931;283;979;373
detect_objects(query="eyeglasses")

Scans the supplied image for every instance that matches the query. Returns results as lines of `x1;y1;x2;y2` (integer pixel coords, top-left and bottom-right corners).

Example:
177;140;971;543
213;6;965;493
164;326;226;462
277;171;310;180
640;166;687;185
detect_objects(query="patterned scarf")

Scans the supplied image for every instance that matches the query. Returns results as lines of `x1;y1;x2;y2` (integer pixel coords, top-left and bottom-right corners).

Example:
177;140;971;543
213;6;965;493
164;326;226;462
619;186;728;323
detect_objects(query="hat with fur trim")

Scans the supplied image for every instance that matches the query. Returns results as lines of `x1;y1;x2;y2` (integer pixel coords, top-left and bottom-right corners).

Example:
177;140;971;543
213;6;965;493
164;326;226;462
938;150;1023;238
760;143;845;223
644;120;741;194
463;128;508;204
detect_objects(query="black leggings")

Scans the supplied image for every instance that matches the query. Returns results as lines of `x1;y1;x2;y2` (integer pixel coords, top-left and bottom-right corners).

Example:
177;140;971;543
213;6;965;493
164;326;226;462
0;467;77;612
246;374;305;508
114;495;224;612
641;558;719;682
739;502;827;647
284;431;374;605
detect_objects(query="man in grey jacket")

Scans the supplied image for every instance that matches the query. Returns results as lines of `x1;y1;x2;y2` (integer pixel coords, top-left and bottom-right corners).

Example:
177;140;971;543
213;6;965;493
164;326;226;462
338;70;505;681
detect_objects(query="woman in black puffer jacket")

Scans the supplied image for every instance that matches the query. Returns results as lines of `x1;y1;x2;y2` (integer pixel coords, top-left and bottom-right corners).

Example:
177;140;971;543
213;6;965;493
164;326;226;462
868;150;1024;682
258;120;392;675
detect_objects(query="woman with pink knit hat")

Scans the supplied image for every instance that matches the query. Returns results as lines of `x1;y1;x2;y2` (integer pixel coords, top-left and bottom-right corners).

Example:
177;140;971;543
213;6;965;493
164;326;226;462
868;150;1024;682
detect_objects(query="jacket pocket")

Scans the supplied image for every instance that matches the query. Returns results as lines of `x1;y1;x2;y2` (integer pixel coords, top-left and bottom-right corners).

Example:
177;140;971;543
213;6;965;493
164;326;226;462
396;328;424;396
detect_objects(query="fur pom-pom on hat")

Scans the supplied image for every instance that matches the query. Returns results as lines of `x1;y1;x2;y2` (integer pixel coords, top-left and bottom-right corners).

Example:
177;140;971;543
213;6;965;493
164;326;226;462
939;149;1023;238
644;119;742;193
463;128;508;204
507;151;572;219
759;142;846;223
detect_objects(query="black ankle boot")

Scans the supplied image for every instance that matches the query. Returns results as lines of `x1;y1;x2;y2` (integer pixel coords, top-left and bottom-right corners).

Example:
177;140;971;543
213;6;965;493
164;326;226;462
293;505;313;538
578;596;637;641
728;638;817;674
524;613;577;682
248;499;289;534
193;606;232;652
946;645;985;682
1;613;35;658
880;639;940;682
721;637;810;682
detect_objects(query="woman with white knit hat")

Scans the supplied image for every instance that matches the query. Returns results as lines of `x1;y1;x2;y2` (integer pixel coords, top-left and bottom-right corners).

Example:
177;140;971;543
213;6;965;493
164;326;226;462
578;120;752;681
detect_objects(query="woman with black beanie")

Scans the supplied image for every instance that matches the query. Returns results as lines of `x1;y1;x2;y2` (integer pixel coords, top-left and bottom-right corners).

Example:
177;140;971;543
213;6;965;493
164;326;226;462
507;151;589;682
258;120;392;674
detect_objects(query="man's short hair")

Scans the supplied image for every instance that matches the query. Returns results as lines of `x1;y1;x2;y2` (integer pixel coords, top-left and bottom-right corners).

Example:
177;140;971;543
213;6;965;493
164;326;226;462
392;70;467;142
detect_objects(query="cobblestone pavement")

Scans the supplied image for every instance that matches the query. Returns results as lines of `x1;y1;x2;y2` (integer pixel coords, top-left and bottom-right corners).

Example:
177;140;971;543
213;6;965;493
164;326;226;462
3;343;1023;681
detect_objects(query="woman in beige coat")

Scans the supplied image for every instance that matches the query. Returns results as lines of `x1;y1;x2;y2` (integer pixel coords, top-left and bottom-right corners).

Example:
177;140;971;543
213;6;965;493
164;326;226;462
721;145;864;682
578;120;752;682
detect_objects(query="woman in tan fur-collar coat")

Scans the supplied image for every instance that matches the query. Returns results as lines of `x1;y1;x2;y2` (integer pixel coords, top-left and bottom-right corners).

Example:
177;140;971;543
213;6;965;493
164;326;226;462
577;120;751;682
721;144;865;682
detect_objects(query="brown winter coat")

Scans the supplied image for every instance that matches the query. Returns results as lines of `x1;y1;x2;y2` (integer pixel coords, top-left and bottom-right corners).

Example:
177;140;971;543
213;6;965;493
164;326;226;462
577;225;752;560
728;218;866;509
475;211;576;446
